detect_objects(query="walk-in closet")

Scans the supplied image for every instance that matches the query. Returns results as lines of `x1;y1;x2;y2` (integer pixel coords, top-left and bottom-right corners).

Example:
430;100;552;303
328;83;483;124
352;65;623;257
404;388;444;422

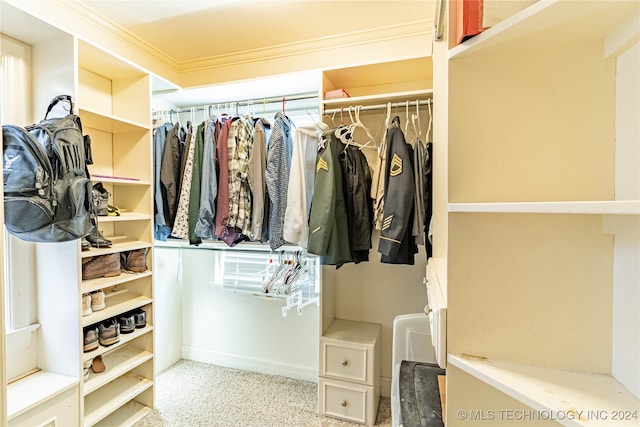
0;1;638;426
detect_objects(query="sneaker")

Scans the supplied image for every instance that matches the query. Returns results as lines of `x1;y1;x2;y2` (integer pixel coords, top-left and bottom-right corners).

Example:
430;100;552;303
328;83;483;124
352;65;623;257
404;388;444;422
81;237;91;251
118;313;136;334
91;355;105;373
82;253;121;280
121;248;148;273
83;326;99;352
98;319;120;347
83;359;93;380
132;308;147;329
82;293;92;316
90;289;106;311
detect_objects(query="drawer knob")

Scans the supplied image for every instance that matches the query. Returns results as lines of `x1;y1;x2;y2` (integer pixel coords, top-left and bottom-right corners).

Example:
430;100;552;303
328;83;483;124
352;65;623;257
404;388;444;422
340;360;349;367
340;400;348;407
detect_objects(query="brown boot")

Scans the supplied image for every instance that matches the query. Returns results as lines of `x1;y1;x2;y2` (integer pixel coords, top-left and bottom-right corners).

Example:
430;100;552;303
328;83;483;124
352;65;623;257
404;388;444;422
121;248;148;273
82;253;121;280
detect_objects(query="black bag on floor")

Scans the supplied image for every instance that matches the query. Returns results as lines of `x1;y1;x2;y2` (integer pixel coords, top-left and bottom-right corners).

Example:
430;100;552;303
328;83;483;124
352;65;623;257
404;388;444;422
2;95;94;242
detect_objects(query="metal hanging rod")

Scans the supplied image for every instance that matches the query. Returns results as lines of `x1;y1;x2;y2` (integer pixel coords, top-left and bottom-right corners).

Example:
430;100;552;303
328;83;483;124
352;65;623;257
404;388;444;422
323;99;432;115
154;92;319;115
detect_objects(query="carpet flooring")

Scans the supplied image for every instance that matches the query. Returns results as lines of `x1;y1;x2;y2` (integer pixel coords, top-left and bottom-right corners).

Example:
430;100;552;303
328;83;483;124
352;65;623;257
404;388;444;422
133;359;392;427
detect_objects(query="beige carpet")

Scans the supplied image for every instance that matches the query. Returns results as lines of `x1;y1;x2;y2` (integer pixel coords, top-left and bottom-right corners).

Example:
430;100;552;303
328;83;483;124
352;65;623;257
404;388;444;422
134;359;392;427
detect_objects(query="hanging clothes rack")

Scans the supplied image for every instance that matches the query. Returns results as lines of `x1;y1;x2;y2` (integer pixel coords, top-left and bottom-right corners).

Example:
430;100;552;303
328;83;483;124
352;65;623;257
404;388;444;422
153;92;319;120
323;98;431;115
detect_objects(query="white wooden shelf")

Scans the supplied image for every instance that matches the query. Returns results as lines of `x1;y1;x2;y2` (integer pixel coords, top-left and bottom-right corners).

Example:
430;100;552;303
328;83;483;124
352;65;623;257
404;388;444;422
7;371;78;421
79;107;149;133
81;271;152;294
92;401;152;427
81;294;152;327
84;346;153;396
321;89;433;108
448;200;640;215
81;239;151;260
449;354;640;427
83;326;153;363
90;176;151;187
92;212;152;223
83;374;153;427
448;0;638;59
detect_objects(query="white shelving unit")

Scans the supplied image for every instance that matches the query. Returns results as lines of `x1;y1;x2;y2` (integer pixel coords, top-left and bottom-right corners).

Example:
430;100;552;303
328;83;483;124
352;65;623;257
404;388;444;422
449;354;639;427
77;37;155;426
441;1;640;425
318;55;434;420
0;3;155;423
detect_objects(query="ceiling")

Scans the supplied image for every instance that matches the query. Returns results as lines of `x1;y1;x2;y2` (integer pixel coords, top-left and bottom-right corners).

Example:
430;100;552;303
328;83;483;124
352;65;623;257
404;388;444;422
70;0;433;106
76;0;433;64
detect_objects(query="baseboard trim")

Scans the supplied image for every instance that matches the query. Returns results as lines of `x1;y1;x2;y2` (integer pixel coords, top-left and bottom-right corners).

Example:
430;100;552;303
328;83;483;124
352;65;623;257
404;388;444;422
182;346;319;383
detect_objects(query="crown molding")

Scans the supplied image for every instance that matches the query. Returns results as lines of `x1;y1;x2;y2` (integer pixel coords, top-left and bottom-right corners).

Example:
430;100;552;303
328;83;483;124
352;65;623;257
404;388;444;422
177;20;433;74
52;0;180;72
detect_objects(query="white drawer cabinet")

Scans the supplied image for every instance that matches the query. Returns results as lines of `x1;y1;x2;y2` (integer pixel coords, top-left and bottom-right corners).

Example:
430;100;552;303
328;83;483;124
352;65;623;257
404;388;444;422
319;319;380;425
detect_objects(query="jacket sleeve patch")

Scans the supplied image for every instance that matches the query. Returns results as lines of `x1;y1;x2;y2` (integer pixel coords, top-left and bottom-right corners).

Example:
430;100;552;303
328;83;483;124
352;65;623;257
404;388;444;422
382;214;393;231
389;153;403;177
316;157;329;173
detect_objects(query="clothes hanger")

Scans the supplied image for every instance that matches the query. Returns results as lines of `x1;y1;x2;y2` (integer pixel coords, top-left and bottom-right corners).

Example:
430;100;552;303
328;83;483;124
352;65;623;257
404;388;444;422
347;105;377;149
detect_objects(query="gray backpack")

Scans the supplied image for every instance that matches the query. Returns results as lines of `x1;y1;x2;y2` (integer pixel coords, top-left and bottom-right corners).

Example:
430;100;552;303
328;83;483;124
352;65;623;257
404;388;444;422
2;95;94;242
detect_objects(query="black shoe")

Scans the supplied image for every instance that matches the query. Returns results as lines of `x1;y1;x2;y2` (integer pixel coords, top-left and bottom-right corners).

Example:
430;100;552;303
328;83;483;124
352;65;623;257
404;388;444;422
118;313;136;334
92;182;110;216
81;237;91;251
132;308;146;328
86;229;112;248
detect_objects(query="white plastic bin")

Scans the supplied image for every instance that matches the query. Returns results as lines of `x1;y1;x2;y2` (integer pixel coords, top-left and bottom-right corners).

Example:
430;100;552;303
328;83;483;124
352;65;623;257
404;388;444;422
391;312;437;427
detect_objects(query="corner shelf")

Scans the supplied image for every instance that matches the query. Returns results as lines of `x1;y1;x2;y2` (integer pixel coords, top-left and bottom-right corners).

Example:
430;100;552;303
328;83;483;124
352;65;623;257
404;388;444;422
448;354;640;427
448;0;638;59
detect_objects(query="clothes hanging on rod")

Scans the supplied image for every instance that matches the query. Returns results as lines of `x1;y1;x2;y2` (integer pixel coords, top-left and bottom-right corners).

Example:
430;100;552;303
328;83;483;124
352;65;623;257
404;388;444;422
378;115;418;265
152;93;432;267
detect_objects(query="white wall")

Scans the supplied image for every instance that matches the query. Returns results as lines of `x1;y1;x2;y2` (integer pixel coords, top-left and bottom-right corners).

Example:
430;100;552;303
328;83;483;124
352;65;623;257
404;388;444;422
154;245;319;382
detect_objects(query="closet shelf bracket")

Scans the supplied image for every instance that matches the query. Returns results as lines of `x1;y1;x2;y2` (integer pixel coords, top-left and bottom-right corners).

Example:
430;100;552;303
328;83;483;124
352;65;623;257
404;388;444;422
282;291;319;317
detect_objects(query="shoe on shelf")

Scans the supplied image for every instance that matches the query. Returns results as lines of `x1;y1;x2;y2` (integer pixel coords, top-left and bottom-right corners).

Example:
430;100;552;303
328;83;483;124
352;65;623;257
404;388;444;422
83;326;99;352
86;228;112;248
118;313;136;334
82;253;121;280
91;355;105;373
83;359;92;381
121;248;148;273
107;205;121;216
90;289;106;311
98;319;120;347
92;182;110;216
81;237;91;251
82;293;92;316
132;308;147;329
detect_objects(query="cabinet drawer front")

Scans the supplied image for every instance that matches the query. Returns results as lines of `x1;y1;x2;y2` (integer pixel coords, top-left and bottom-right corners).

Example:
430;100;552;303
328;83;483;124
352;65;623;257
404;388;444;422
319;378;372;425
322;342;371;384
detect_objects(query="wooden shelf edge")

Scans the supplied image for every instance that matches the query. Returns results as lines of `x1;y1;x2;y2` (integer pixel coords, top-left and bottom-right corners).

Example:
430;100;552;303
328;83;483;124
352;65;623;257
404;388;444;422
448;354;640;426
448;200;640;215
81;271;152;294
79;106;149;132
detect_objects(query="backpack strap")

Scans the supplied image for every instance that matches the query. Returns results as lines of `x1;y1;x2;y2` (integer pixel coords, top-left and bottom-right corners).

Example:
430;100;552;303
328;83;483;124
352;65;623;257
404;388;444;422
44;95;74;119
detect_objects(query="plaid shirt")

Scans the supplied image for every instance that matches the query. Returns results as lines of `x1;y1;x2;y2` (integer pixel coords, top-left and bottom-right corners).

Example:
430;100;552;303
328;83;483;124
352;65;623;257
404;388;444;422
227;116;254;236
